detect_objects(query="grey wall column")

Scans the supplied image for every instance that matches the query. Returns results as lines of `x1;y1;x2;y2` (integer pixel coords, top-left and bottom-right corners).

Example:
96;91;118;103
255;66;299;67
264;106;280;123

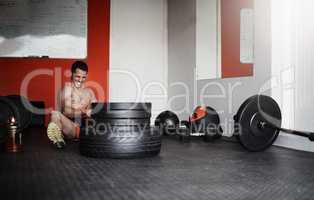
168;0;196;120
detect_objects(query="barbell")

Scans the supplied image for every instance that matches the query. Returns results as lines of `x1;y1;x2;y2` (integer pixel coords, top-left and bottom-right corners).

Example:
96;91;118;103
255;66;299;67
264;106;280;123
234;95;314;151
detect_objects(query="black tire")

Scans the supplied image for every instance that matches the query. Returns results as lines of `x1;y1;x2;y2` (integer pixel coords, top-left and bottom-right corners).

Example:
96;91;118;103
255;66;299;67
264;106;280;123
80;125;152;138
92;102;151;111
0;96;19;121
79;127;161;158
86;118;150;127
82;102;159;158
0;141;5;152
0;96;21;128
5;95;32;131
0;126;8;144
91;110;151;119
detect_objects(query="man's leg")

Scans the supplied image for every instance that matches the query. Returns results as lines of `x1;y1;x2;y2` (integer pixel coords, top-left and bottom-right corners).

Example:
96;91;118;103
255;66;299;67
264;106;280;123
47;111;80;148
59;115;80;139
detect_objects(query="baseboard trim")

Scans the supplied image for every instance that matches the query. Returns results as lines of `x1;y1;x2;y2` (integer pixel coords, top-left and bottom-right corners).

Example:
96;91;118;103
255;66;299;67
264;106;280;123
274;132;314;152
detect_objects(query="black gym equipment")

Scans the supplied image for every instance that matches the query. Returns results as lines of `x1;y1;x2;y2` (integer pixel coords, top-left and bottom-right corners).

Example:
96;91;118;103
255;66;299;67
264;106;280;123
188;106;223;141
80;102;161;158
155;106;223;142
92;102;151;111
92;110;151;119
155;110;180;135
0;125;6;144
87;118;151;127
234;95;314;151
80;127;161;158
91;102;151;119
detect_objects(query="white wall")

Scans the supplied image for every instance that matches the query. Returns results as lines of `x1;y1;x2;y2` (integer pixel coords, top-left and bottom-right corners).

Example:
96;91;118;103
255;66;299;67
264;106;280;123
271;0;314;152
109;0;168;121
109;0;314;152
168;0;273;137
168;0;221;120
197;0;272;136
196;0;221;80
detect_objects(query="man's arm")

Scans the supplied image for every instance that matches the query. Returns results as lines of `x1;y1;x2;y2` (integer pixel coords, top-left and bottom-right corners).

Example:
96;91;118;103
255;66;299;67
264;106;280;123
85;89;97;117
90;89;97;103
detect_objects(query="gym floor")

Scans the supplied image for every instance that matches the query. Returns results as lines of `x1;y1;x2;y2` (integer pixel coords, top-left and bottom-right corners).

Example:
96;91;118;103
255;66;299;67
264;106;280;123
1;128;314;200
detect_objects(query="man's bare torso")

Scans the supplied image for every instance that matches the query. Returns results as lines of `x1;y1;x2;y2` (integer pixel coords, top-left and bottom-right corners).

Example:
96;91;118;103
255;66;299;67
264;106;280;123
61;82;96;118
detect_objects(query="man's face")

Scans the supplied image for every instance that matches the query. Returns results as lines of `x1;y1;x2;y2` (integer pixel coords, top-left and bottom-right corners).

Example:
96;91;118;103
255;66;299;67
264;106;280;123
72;68;87;89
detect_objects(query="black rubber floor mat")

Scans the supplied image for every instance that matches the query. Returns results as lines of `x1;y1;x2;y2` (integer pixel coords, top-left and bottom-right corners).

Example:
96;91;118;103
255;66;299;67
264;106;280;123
1;128;314;200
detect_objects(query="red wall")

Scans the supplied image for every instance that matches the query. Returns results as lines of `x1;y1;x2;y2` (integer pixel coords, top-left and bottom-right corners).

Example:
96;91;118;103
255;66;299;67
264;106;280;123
221;0;254;78
0;0;110;123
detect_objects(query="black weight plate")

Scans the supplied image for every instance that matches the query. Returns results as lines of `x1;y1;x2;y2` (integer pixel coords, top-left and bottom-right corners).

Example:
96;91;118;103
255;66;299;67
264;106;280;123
234;95;260;137
91;110;151;119
204;106;221;124
155;110;179;126
233;95;257;122
155;110;179;136
92;102;151;112
236;95;282;151
155;110;179;127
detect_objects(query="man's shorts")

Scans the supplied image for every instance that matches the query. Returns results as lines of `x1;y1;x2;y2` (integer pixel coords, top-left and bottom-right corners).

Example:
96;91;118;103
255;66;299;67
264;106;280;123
68;117;87;139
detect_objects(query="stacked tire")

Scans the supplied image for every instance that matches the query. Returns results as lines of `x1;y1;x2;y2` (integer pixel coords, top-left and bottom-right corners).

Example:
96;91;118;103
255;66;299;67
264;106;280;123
79;102;162;158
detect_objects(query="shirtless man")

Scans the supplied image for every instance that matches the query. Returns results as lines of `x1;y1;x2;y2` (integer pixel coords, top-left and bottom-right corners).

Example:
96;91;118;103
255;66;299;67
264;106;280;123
47;61;96;148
